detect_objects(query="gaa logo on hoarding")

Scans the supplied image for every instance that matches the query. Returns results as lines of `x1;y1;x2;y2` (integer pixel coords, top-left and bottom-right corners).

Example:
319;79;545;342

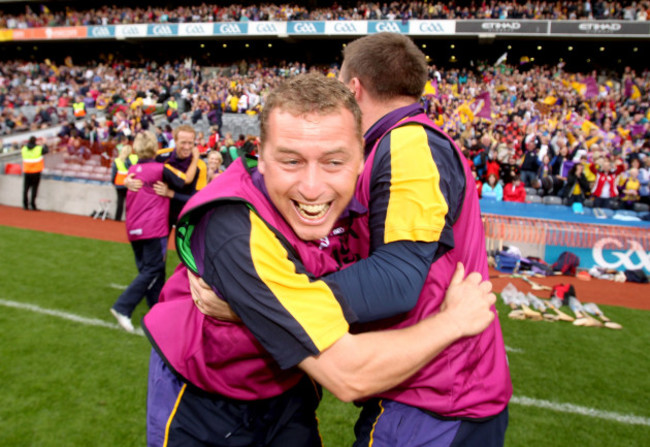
294;22;318;33
152;25;174;35
419;22;445;33
253;23;278;33
481;22;521;31
578;23;622;32
185;25;207;34
91;27;111;37
375;22;401;33
593;238;650;271
219;24;243;34
334;23;359;33
122;26;140;35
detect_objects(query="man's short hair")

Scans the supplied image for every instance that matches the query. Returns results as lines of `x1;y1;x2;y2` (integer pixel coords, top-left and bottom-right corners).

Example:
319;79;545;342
173;124;196;142
341;32;427;101
259;72;363;146
133;131;159;160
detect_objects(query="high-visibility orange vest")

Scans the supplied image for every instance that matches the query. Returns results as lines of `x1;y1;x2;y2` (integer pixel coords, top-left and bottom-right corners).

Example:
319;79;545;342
22;145;44;174
73;101;86;117
113;154;138;185
166;99;178;117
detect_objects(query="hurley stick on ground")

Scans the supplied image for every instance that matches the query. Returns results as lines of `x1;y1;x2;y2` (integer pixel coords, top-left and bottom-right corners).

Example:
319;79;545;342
582;302;623;330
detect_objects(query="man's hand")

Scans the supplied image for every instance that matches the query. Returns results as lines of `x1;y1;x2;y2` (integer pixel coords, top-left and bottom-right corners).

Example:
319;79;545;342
153;181;174;198
438;263;496;338
192;145;200;159
188;271;240;322
124;173;143;192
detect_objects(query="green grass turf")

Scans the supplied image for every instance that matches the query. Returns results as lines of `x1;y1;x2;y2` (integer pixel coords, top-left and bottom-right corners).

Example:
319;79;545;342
1;225;649;446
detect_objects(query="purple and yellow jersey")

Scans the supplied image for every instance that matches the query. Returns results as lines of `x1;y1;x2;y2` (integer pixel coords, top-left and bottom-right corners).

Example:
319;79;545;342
143;158;358;399
156;148;208;195
345;109;512;420
365;113;464;251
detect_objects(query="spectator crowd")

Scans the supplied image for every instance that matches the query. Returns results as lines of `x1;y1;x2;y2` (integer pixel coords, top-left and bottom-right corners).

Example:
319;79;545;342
1;51;649;211
2;1;650;28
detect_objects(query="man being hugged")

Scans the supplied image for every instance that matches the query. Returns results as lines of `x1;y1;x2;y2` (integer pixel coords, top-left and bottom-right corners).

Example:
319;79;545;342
143;74;497;446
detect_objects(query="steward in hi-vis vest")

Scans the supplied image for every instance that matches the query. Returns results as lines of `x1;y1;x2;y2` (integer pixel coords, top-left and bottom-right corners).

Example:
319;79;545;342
113;153;139;186
73;100;86;118
166;98;179;122
21;136;49;210
111;147;138;222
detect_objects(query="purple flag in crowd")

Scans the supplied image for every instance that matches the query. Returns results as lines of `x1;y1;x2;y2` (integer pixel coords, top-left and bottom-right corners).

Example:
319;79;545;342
625;79;632;97
584;77;599;99
472;92;492;119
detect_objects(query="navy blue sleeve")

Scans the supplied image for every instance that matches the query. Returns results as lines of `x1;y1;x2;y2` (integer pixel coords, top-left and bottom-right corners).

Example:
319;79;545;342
327;240;437;323
162;167;188;194
327;125;464;323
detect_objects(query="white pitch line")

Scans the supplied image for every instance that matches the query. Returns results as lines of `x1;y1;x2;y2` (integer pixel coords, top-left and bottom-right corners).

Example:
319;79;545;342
108;283;128;290
511;396;650;426
505;345;523;353
0;299;144;337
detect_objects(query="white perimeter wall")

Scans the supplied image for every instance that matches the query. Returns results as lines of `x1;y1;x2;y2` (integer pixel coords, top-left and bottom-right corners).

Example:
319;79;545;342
0;174;116;217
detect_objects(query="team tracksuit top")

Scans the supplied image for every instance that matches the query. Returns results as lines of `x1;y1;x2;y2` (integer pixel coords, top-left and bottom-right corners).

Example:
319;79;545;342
143;158;358;400
348;108;512;420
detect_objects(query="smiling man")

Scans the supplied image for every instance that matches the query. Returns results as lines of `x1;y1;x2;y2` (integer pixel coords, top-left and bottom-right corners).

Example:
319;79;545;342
256;105;362;242
153;125;207;229
143;74;497;447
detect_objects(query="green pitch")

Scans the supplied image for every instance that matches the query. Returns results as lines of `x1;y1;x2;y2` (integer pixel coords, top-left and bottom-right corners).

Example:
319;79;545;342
0;225;649;446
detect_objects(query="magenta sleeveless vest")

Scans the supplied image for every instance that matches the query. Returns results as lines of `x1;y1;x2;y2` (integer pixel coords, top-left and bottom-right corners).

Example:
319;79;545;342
143;158;341;399
125;162;169;241
349;114;512;419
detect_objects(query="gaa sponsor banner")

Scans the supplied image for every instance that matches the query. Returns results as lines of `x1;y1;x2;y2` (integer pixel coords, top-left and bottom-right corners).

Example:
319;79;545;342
550;21;650;35
456;20;548;34
287;21;325;35
178;23;213;36
325;21;368;35
408;20;455;35
546;239;650;274
115;24;147;38
368;20;409;34
214;22;248;35
88;26;115;38
12;26;87;40
147;24;179;37
247;21;287;35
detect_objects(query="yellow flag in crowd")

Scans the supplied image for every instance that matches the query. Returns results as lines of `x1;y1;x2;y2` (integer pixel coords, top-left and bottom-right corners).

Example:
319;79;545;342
456;103;474;124
543;96;557;105
571;81;587;96
423;80;438;97
581;119;599;135
44;58;59;76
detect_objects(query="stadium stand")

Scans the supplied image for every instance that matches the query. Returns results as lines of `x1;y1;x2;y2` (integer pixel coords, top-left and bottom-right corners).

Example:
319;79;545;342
0;1;647;27
0;1;649;221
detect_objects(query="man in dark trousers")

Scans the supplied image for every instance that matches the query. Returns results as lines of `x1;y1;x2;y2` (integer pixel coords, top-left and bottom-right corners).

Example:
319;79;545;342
21;136;48;210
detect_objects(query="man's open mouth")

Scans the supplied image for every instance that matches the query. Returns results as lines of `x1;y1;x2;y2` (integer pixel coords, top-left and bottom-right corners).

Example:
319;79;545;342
294;201;331;220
